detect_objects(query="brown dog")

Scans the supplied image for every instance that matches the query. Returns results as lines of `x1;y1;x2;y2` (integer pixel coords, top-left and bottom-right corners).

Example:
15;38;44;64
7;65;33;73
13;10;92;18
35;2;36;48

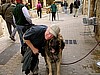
45;34;65;75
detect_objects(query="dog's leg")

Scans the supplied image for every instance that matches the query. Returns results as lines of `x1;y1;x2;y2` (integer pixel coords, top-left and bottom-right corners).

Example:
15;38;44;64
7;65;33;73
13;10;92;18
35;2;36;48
57;50;62;75
46;55;52;75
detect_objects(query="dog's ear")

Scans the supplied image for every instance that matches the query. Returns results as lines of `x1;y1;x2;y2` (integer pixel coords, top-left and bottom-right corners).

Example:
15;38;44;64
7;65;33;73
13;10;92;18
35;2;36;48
60;40;65;49
57;34;65;50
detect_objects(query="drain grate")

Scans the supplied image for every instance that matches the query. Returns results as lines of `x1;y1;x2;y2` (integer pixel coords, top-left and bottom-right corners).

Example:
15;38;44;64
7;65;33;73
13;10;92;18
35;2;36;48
65;40;77;44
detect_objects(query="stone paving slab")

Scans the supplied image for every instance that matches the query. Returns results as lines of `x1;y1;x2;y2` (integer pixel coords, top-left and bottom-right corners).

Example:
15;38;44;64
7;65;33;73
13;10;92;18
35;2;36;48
0;51;22;75
0;43;20;65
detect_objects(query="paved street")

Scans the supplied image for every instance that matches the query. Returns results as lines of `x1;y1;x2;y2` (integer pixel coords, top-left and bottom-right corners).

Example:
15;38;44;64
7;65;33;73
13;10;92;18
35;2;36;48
0;12;100;75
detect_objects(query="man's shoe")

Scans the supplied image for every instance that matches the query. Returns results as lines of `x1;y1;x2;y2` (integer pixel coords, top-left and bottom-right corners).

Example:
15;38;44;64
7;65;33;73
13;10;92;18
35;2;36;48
10;36;16;41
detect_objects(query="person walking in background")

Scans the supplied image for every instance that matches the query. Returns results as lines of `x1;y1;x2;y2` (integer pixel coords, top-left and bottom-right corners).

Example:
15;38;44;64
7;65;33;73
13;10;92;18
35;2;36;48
73;0;80;17
61;1;64;13
50;1;57;21
36;1;42;18
63;1;68;13
69;3;74;14
13;0;32;56
0;0;16;41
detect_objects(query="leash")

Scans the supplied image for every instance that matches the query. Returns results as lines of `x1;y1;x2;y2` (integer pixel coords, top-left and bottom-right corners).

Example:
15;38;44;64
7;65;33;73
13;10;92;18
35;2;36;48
61;42;100;65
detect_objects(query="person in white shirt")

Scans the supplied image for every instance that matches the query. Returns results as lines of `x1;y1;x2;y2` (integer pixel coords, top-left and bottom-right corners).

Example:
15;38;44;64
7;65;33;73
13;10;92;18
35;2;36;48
13;0;32;56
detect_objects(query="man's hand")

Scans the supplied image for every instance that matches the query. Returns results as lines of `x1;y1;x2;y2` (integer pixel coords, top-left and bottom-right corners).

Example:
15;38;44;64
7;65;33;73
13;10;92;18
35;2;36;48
32;48;39;55
24;40;39;55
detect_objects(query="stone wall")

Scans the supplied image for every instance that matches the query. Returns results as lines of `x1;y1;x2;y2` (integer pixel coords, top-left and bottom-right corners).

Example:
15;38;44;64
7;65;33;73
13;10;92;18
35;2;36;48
95;0;100;42
89;0;95;17
83;0;88;15
0;16;3;36
82;0;100;42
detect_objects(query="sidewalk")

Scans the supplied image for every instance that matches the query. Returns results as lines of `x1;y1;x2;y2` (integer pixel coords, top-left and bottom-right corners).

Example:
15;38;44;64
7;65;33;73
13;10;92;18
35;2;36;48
0;12;100;75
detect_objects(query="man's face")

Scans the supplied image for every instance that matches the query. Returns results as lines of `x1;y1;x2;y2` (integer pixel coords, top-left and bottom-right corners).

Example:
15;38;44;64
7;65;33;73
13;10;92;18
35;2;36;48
45;28;54;40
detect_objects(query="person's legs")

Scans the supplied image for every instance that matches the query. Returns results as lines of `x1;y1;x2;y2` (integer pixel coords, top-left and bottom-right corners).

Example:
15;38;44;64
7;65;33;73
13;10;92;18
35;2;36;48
74;8;79;17
6;21;16;41
31;54;39;75
76;8;79;17
16;25;24;46
10;21;17;41
10;27;17;39
54;12;56;20
37;10;39;17
40;10;42;18
52;12;55;21
52;12;53;21
6;22;12;36
64;6;67;13
70;8;72;14
74;8;77;17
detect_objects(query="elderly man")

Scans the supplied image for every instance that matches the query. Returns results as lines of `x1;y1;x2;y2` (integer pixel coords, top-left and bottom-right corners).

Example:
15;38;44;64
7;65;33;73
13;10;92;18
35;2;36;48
22;24;60;75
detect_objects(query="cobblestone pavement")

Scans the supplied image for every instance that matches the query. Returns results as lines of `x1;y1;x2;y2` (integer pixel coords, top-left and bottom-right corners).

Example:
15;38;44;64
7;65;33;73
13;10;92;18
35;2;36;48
0;12;100;75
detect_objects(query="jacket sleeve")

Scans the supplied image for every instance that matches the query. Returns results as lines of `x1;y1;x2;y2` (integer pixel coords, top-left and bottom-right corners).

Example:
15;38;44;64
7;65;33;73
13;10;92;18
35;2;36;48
22;6;32;24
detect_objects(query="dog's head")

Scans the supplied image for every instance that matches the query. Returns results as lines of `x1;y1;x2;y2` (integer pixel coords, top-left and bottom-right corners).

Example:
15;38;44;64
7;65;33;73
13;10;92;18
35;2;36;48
48;36;65;54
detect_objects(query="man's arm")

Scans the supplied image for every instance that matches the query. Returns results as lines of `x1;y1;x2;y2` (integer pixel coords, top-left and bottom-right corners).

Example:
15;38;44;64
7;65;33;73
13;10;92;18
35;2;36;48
13;15;16;25
0;5;2;15
24;40;39;54
22;6;32;24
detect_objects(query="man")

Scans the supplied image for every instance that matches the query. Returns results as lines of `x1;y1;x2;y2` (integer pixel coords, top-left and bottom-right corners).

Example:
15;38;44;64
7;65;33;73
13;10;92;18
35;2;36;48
63;1;68;13
13;0;32;55
0;0;16;41
73;0;80;17
69;3;74;14
22;24;60;75
50;1;57;21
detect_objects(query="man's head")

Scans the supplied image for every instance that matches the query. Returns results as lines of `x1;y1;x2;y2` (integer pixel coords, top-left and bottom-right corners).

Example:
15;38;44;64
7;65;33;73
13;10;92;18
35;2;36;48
38;1;40;3
45;25;60;40
16;0;22;3
53;1;55;4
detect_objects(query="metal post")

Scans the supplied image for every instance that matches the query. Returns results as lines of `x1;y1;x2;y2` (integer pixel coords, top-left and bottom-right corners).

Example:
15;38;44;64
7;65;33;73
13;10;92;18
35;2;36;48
88;0;90;18
49;13;51;20
57;11;59;21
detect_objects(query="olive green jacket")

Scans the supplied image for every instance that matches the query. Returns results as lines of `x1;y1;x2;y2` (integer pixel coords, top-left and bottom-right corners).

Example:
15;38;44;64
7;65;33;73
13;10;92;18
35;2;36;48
0;3;16;22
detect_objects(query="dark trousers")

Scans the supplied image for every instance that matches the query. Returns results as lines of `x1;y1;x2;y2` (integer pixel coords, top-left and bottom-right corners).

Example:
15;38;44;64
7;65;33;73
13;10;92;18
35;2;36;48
37;9;42;18
16;25;25;47
70;8;73;14
6;20;16;37
52;12;56;21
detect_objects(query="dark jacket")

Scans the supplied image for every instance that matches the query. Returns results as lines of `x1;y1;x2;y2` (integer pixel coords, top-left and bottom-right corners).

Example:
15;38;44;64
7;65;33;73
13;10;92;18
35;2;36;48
64;2;68;9
50;4;57;13
70;3;73;9
74;0;80;8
